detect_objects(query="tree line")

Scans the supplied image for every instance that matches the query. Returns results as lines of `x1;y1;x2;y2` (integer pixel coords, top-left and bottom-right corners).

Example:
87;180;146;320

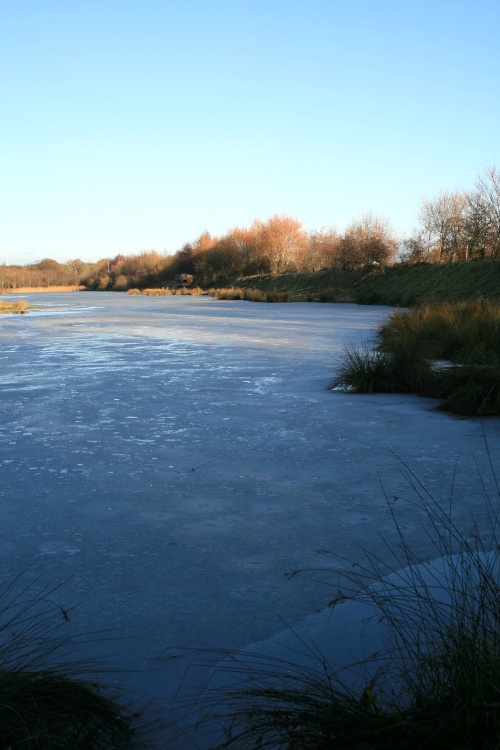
1;166;498;292
403;166;500;263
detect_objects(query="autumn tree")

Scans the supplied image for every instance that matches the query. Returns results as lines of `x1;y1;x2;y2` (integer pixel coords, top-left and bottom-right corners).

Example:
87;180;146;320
338;214;397;270
195;234;247;283
306;228;341;271
251;214;308;274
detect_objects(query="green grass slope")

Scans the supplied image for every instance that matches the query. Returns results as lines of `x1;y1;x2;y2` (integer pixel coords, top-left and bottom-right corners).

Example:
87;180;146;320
221;260;500;306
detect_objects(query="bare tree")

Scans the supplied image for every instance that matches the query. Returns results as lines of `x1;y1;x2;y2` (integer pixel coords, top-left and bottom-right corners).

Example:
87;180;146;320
306;228;341;271
399;231;434;263
417;191;468;261
473;166;500;258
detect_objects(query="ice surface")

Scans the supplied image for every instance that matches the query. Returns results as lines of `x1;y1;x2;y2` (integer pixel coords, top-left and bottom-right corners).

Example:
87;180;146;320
0;291;499;747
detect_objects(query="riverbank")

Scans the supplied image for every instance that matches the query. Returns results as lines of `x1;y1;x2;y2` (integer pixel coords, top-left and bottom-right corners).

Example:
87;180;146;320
211;259;500;306
2;261;499;307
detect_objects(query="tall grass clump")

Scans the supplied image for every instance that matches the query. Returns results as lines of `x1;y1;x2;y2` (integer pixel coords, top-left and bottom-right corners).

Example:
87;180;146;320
181;447;500;750
212;288;245;300
333;300;500;416
318;291;339;303
178;286;205;295
243;288;267;302
331;343;434;395
266;290;289;303
142;288;173;296
0;572;136;749
378;299;500;364
0;299;29;314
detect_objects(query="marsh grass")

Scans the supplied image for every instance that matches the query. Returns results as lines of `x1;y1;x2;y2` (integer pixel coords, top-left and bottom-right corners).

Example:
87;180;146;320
208;287;290;303
332;344;433;395
0;299;29;314
0;572;136;749
333;300;500;416
378;299;500;363
141;288;174;296
265;290;289;303
243;288;267;302
0;286;82;295
178;444;500;749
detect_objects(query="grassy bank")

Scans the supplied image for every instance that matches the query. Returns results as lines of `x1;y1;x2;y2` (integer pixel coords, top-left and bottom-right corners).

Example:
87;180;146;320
214;260;500;306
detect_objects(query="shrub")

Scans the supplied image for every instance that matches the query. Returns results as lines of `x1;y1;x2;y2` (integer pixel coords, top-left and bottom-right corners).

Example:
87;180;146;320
126;288;141;295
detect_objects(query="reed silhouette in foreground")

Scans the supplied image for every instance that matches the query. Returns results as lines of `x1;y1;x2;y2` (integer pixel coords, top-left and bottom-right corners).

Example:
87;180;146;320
174;442;500;749
0;572;137;749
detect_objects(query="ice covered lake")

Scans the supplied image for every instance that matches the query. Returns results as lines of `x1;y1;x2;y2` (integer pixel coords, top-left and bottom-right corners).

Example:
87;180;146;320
1;291;499;746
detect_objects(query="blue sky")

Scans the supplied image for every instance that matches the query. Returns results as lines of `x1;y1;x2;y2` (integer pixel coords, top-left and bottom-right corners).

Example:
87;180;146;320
1;0;499;265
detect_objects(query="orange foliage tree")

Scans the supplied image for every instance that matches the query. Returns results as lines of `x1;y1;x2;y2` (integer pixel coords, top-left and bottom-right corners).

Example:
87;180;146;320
251;214;309;274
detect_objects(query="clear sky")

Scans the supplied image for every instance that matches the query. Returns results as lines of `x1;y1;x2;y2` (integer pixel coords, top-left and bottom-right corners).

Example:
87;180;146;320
1;0;499;266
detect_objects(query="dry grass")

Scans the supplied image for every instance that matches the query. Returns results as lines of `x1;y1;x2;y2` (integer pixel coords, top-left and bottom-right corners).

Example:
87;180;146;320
141;288;174;296
208;287;290;303
0;299;29;314
0;286;83;294
140;287;206;296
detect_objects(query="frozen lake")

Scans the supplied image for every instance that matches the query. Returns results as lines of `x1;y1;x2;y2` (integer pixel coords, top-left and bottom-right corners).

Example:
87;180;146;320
1;291;499;746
